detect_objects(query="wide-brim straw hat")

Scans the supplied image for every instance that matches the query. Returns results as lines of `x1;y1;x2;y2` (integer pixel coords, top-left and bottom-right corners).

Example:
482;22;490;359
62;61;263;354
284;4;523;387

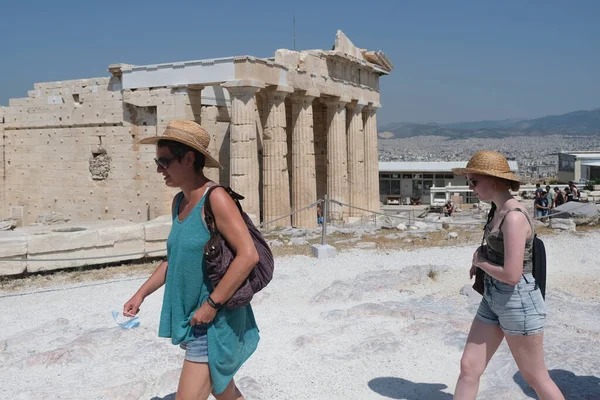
451;150;520;182
139;120;222;169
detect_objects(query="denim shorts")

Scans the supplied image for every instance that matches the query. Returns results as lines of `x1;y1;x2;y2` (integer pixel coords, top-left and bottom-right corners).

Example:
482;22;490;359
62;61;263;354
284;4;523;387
475;273;546;336
179;324;209;363
536;209;549;218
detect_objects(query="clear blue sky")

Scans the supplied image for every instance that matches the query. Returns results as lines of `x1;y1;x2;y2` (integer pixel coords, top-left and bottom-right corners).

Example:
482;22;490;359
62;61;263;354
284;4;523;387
1;0;598;125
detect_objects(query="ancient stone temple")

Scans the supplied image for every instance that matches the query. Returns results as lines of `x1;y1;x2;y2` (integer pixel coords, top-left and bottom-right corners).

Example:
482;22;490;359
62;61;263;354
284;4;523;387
0;31;392;229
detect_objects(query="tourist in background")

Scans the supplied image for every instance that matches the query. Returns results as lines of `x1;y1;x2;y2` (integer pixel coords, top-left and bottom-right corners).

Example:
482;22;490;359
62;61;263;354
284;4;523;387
545;185;555;209
123;120;260;400
564;186;571;202
444;200;455;217
534;190;550;220
451;150;564;400
553;187;565;207
567;181;580;202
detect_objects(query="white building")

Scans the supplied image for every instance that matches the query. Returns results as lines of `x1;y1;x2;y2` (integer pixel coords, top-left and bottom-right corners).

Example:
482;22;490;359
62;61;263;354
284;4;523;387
379;161;519;205
558;151;600;183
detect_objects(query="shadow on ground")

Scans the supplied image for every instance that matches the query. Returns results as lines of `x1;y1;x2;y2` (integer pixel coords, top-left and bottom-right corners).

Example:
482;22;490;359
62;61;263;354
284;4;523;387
150;393;175;400
368;377;453;399
513;369;600;399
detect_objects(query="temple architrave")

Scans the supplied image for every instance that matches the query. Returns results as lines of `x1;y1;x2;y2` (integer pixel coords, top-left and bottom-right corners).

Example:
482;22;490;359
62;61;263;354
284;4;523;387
0;31;392;228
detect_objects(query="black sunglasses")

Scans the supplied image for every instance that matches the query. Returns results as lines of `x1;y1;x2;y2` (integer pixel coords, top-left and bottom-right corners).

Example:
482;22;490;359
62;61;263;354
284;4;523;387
467;179;478;188
154;157;176;169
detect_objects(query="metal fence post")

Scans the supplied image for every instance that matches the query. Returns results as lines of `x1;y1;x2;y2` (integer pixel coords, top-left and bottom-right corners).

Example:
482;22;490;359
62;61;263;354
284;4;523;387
321;194;328;245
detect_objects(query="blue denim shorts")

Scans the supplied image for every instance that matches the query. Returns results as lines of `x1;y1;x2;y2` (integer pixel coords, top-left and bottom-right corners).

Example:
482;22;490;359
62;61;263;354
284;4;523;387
179;324;209;363
475;273;546;336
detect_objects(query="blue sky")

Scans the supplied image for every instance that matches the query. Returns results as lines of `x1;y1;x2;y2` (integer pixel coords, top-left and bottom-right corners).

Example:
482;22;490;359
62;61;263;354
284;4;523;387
1;0;598;125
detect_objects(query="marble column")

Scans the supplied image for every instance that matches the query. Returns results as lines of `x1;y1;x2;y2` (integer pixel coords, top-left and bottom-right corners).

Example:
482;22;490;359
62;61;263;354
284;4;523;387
346;101;366;216
313;100;328;200
290;90;319;228
262;86;294;228
222;80;265;224
364;103;381;212
324;96;350;220
201;105;220;183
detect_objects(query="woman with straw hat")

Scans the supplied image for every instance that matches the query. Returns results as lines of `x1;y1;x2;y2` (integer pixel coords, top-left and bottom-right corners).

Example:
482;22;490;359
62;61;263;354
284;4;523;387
123;120;260;400
452;151;564;399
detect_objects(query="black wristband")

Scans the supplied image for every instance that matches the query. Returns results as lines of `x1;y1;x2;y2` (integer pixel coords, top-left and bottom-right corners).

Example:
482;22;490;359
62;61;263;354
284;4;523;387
207;296;222;310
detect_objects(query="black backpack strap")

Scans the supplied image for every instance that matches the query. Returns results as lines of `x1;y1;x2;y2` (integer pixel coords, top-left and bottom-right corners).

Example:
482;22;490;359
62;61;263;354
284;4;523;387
533;234;547;299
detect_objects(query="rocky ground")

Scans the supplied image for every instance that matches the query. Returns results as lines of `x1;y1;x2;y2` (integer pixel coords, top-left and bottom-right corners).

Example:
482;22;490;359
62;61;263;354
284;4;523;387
1;225;598;399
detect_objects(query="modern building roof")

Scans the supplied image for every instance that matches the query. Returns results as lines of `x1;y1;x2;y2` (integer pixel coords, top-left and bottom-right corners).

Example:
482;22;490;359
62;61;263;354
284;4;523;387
580;161;600;167
561;151;600;159
379;161;519;173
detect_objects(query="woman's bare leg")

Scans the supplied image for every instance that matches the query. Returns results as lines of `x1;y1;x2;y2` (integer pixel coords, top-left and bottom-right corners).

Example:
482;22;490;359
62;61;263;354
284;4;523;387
175;360;212;400
213;378;244;400
505;333;564;400
454;319;504;399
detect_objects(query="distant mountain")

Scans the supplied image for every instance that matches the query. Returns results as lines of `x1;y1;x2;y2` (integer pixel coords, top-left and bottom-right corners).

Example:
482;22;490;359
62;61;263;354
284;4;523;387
379;108;600;139
443;118;523;130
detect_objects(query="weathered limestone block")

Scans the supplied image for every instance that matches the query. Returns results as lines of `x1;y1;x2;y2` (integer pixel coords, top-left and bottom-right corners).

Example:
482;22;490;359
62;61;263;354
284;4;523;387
97;224;144;246
550;218;576;231
102;235;145;262
143;215;171;257
0;231;28;275
143;215;171;241
19;220;145;273
26;228;99;254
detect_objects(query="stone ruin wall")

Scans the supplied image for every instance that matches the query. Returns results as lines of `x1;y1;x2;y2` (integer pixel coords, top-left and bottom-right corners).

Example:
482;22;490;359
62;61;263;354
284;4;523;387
0;34;390;228
0;79;232;226
0;77;341;227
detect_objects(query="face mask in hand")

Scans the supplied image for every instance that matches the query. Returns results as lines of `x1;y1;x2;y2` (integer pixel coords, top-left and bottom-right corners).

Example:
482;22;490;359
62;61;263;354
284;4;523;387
112;311;140;329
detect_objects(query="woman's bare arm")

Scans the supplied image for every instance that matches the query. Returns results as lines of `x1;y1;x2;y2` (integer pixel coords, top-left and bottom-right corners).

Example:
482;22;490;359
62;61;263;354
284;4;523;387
207;188;259;305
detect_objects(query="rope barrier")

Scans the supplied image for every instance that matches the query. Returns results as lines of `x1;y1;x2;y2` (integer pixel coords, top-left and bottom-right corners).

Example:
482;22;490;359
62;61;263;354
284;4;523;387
0;197;595;263
330;198;595;225
0;276;147;299
329;199;485;226
0;249;166;263
258;199;323;228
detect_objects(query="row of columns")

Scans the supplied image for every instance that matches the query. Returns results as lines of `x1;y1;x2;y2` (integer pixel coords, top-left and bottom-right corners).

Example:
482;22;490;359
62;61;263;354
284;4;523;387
221;81;380;229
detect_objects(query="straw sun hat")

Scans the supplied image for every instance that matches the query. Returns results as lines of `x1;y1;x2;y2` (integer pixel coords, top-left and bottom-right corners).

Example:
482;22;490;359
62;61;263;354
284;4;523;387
139;120;221;169
451;150;520;182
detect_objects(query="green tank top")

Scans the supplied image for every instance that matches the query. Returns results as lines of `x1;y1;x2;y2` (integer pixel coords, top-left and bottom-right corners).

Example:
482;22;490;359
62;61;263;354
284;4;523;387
158;189;260;394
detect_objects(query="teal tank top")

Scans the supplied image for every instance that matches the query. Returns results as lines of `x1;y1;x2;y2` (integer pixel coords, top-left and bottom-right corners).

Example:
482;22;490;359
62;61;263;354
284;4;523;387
158;188;260;394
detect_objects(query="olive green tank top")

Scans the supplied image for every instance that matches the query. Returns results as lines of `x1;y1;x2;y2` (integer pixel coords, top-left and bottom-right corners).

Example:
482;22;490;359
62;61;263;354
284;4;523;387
484;208;534;274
